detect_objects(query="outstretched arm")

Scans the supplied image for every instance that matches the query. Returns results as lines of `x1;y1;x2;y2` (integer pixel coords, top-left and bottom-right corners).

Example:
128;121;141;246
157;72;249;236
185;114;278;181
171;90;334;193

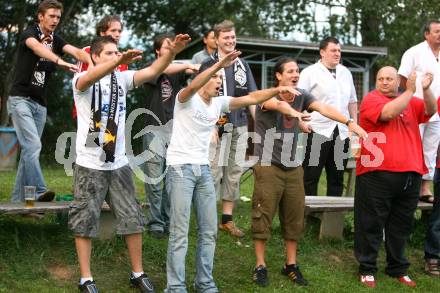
229;86;302;111
164;63;200;75
308;101;367;138
178;50;242;103
379;71;416;121
133;34;191;87
261;97;311;121
75;49;143;91
25;38;78;72
63;44;92;67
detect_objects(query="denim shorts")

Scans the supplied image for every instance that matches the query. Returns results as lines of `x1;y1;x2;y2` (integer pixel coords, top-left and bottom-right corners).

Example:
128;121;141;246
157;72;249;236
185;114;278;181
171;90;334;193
68;164;146;237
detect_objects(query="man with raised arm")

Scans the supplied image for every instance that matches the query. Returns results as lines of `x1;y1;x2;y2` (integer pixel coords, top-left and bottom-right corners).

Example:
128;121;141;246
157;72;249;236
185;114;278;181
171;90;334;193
72;15;127;120
165;51;301;293
69;34;190;293
201;20;258;237
355;67;436;288
7;0;91;203
251;57;367;288
142;33;199;239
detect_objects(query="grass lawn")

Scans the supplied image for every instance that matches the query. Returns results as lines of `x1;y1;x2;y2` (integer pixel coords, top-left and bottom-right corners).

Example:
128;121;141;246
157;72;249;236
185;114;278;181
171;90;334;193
0;167;439;292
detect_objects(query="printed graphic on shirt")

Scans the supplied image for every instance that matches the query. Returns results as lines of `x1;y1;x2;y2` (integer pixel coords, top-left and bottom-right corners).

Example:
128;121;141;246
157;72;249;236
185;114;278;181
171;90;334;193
161;78;173;102
100;84;126;98
33;71;45;85
31;31;55;89
193;110;218;123
235;67;247;86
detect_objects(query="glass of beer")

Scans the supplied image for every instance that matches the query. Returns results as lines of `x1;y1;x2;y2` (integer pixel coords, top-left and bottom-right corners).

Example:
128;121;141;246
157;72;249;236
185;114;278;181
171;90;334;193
350;135;361;159
24;186;36;208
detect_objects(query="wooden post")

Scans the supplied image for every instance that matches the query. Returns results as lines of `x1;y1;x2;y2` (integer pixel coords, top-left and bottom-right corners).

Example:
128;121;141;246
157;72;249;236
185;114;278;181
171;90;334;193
98;210;116;240
313;211;345;240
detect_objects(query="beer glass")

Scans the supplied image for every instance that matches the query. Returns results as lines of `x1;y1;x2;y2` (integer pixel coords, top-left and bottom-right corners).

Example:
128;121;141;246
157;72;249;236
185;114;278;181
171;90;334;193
24;186;36;208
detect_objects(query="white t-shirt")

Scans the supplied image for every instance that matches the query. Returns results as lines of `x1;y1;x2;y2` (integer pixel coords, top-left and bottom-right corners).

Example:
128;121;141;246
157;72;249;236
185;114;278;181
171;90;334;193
398;41;440;99
166;92;231;165
297;61;357;140
72;70;135;170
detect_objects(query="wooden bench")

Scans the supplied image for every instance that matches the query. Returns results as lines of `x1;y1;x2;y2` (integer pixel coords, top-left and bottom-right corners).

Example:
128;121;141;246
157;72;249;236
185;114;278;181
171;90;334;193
305;196;434;240
1;198;433;241
0;201;115;240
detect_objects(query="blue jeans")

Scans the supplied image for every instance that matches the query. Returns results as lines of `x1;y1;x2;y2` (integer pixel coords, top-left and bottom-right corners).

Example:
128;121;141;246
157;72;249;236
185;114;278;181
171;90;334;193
165;164;218;293
7;96;47;202
425;168;440;259
142;131;170;232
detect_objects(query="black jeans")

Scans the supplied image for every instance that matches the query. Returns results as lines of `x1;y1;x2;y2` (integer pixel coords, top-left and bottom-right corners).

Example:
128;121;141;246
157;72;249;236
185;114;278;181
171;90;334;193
424;168;440;259
354;171;421;277
303;127;349;196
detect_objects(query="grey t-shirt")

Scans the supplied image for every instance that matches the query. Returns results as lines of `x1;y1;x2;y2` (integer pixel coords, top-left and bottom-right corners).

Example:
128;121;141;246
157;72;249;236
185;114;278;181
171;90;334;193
254;88;316;170
191;49;210;64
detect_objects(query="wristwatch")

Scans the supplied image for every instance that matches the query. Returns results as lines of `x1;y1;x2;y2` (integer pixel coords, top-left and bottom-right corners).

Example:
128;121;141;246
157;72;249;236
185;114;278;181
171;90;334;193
345;118;354;126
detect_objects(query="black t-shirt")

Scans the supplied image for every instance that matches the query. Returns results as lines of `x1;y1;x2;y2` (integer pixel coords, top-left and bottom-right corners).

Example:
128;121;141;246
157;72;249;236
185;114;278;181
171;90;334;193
10;24;67;107
144;65;186;126
254;89;316;170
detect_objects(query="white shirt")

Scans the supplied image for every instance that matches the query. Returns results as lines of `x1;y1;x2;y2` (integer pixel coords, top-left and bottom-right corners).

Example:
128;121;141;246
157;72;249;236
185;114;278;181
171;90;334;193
166;92;231;165
73;71;135;170
297;61;357;140
398;40;440;99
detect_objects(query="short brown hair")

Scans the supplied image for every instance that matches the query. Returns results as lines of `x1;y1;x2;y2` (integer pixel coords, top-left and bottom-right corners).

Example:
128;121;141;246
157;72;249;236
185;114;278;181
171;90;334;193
37;0;63;16
153;33;174;58
90;36;117;62
213;20;235;38
95;15;123;36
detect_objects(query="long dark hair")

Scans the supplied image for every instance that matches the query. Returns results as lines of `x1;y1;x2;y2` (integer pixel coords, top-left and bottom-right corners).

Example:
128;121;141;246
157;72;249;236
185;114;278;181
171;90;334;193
273;57;297;86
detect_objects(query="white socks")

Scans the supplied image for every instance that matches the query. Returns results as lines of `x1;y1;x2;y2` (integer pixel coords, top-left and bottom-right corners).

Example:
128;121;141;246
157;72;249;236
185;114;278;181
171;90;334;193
132;271;144;278
79;277;93;285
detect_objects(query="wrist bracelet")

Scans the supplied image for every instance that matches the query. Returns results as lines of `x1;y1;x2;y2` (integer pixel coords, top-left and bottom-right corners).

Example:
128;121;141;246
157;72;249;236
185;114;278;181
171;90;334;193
55;57;59;65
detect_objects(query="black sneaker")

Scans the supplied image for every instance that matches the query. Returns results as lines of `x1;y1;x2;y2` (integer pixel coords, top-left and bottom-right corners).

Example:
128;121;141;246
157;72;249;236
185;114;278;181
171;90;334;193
149;230;167;239
130;273;155;293
37;190;55;202
78;280;99;293
253;265;269;287
281;264;308;286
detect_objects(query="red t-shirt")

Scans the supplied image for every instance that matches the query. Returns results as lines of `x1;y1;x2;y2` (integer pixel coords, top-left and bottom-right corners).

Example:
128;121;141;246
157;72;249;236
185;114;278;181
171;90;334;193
356;89;431;176
72;46;128;119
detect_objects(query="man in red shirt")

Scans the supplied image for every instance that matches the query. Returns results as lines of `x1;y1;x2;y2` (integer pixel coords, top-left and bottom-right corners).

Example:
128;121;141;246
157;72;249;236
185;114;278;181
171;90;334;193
72;15;127;119
354;67;436;288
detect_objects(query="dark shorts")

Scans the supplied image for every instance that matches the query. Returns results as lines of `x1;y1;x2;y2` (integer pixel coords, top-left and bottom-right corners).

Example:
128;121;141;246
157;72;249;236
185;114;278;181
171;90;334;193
251;164;305;240
68;164;146;238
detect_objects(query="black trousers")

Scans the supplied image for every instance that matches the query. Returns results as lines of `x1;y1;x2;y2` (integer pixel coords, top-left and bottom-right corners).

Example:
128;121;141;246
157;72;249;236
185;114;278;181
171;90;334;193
354;171;421;276
424;168;440;259
303;127;349;196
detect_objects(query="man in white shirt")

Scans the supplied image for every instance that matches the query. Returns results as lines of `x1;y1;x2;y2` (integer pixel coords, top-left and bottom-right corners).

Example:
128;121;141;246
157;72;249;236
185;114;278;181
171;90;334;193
70;34;190;293
398;19;440;277
398;20;440;202
298;37;358;197
165;50;304;293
